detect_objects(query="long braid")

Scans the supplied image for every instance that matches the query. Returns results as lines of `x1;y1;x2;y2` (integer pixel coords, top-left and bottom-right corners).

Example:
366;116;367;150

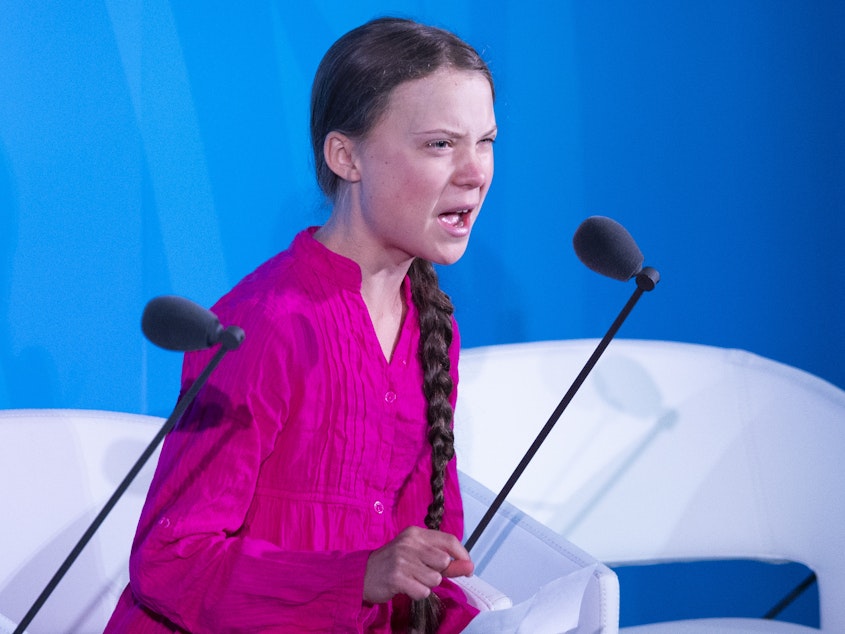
408;258;456;634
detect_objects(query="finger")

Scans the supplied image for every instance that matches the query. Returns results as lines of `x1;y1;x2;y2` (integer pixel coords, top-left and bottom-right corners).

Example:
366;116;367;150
436;532;472;563
442;558;474;578
418;547;453;575
421;530;471;560
414;567;444;592
404;578;435;601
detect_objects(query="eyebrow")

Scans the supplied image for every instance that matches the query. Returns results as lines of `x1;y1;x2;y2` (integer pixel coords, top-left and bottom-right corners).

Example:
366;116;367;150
413;126;498;138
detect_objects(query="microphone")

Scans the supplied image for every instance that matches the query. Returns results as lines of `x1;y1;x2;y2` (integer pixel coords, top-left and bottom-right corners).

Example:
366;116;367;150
573;215;644;281
13;296;244;634
142;295;225;351
464;216;660;552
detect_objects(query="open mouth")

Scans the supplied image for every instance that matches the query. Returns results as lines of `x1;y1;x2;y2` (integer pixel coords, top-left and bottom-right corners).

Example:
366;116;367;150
439;209;471;229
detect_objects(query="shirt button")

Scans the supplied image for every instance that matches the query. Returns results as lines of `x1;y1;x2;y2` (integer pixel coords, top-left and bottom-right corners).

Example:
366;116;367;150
384;391;396;403
373;501;385;514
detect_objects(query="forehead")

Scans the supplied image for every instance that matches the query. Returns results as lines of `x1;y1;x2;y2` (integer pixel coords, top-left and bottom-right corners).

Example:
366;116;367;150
380;68;495;129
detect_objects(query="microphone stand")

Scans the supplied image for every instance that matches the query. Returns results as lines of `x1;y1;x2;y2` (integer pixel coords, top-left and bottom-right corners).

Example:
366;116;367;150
464;267;659;552
12;326;245;634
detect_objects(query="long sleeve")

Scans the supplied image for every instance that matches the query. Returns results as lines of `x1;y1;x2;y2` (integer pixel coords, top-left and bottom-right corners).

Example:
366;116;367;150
127;298;375;633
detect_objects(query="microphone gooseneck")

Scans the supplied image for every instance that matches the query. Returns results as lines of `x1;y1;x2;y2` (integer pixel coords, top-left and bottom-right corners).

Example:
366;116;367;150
465;216;660;552
573;215;644;281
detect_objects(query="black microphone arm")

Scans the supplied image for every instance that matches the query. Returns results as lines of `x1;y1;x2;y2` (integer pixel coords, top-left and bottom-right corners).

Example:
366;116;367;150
13;298;244;634
464;239;659;552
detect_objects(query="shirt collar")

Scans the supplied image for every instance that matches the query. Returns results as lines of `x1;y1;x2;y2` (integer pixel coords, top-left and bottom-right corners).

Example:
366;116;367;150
293;227;363;292
293;227;416;316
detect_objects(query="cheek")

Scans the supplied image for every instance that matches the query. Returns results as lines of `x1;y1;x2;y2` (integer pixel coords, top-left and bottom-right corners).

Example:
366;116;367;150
373;157;422;195
364;154;448;210
395;168;444;205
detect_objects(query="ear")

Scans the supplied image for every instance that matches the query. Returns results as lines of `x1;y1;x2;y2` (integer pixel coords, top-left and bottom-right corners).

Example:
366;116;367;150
323;131;361;184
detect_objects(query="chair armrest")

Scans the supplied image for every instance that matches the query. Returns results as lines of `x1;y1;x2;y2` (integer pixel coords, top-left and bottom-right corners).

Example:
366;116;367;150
459;470;619;632
452;574;513;612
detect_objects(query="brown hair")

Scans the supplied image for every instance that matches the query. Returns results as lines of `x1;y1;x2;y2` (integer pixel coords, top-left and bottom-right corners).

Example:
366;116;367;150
310;17;494;199
311;17;493;632
408;257;456;632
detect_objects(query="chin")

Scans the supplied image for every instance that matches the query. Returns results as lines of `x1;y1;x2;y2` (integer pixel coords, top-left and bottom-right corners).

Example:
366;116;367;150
429;243;471;266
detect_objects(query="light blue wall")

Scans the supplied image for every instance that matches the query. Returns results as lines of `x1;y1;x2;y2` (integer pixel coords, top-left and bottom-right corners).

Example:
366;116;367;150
2;2;843;415
1;0;842;624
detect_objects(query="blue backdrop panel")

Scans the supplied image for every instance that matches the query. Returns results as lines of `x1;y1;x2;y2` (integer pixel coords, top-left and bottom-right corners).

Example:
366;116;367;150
2;1;842;413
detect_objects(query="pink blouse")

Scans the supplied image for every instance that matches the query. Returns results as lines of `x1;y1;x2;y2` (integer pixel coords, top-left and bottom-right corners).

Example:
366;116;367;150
105;228;477;632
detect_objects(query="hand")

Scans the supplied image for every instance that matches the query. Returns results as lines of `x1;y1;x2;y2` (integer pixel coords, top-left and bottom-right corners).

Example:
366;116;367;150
363;526;474;603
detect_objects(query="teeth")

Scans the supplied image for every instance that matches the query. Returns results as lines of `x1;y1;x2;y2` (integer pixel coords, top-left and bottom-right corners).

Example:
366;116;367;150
442;209;469;226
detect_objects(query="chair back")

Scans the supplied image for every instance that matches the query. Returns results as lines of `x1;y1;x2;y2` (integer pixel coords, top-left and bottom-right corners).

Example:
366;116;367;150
455;339;845;631
0;409;162;633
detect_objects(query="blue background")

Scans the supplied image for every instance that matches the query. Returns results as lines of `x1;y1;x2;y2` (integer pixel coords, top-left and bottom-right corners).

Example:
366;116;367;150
1;1;841;627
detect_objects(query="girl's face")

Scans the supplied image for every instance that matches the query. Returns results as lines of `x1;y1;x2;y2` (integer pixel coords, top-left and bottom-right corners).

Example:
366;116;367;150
347;68;497;267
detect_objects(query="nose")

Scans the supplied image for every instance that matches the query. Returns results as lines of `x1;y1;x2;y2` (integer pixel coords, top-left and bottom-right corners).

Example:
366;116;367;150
454;147;490;189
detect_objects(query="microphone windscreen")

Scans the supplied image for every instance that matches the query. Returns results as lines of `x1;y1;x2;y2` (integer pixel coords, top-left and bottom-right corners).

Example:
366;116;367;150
142;295;224;351
573;216;644;281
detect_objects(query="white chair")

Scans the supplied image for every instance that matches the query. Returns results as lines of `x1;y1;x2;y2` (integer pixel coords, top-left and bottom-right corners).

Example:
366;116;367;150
455;339;845;633
0;409;162;633
0;408;618;633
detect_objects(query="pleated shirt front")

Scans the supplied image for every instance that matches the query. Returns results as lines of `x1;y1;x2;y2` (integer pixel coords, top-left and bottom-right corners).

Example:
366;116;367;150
104;228;474;633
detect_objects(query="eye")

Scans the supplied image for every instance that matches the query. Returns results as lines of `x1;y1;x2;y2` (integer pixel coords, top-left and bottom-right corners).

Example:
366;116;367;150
427;139;453;150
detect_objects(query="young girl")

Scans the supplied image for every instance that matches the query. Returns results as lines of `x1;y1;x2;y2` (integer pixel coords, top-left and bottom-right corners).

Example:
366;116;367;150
105;16;496;633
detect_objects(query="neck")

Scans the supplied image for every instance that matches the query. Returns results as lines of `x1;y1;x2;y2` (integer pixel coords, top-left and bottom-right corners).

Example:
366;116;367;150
314;217;412;361
314;210;414;296
362;273;408;362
